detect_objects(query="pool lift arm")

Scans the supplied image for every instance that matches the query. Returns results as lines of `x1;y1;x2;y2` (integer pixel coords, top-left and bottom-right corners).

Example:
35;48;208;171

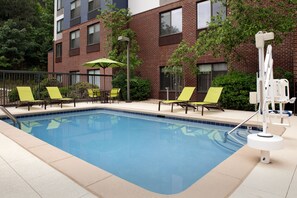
247;31;284;164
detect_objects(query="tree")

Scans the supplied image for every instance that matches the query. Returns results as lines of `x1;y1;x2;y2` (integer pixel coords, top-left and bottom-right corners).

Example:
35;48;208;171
0;0;53;70
165;40;197;91
98;3;142;71
168;0;297;70
98;4;151;101
0;20;28;69
193;0;297;64
167;40;197;72
0;0;40;28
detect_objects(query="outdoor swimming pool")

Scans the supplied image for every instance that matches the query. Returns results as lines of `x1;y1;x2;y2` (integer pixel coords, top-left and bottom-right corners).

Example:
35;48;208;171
4;109;250;194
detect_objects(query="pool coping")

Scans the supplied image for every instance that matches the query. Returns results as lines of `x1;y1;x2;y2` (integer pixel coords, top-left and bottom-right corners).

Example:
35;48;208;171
0;106;285;198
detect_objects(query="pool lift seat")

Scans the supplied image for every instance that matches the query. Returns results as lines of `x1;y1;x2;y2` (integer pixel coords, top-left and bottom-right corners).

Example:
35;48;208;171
266;79;296;127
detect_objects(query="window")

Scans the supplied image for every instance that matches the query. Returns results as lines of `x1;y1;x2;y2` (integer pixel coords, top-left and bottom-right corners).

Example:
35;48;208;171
88;0;100;12
56;43;62;58
160;8;182;36
160;66;183;91
88;69;100;87
56;74;62;83
70;30;80;49
70;71;80;85
57;0;63;10
197;0;226;29
87;23;100;45
71;0;81;19
197;63;227;92
57;19;63;33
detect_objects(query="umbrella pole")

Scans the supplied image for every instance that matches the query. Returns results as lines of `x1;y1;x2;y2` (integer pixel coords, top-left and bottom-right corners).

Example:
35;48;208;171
103;68;105;91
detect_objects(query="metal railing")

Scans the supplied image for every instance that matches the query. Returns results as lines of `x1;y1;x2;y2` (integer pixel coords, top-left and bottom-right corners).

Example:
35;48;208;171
0;106;21;129
0;70;113;107
224;111;259;145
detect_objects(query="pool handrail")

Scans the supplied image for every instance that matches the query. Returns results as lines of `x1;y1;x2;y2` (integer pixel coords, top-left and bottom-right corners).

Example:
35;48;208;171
0;106;21;129
224;111;259;144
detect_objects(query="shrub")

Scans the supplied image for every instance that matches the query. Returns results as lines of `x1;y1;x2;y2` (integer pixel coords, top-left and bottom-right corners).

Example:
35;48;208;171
8;88;19;102
59;87;70;97
212;71;256;111
33;78;62;99
69;82;98;99
112;71;151;101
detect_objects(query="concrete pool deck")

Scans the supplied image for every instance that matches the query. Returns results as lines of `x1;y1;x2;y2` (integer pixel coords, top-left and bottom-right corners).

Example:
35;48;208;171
0;100;296;198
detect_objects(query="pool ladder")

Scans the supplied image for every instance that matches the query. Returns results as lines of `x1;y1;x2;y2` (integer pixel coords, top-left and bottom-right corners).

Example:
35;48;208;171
0;106;21;129
224;111;259;145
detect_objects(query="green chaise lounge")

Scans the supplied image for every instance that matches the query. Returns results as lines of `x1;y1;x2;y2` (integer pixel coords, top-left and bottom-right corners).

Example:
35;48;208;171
16;86;46;111
186;87;224;115
46;87;76;108
158;87;196;112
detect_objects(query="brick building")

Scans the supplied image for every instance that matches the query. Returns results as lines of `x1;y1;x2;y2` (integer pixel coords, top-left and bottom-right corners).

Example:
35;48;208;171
48;0;297;100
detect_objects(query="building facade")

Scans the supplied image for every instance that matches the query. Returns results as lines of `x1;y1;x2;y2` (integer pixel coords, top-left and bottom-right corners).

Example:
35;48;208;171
48;0;297;100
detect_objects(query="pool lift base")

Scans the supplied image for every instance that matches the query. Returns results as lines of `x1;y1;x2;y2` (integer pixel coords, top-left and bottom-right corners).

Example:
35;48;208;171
248;133;283;164
257;132;273;138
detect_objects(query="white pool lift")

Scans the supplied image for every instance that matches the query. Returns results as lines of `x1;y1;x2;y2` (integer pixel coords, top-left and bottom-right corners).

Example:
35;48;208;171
247;31;295;163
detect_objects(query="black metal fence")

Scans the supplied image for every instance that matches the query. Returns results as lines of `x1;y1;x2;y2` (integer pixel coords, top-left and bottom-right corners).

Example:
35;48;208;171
0;70;113;107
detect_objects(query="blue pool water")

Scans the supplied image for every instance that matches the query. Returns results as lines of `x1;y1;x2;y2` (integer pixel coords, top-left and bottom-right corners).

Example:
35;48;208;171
4;109;249;194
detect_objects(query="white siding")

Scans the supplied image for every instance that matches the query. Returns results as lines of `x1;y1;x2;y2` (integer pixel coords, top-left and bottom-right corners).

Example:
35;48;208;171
128;0;160;15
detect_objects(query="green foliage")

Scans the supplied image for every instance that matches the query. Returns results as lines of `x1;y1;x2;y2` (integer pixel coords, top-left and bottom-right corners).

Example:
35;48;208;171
212;71;256;110
162;65;183;76
98;3;142;71
70;82;98;99
129;77;150;101
59;87;70;98
99;3;150;100
33;78;62;99
112;71;150;101
0;20;27;68
8;88;19;102
166;40;198;75
193;0;297;64
0;0;54;70
274;67;294;83
168;0;297;69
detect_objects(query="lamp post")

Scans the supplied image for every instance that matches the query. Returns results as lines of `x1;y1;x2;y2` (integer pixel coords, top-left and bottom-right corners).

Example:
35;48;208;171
118;35;131;102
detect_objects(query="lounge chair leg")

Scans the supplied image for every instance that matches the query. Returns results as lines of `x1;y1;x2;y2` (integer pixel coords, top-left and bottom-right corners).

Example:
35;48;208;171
185;105;188;114
202;106;204;116
61;102;62;108
171;104;173;112
74;99;76;107
158;101;161;111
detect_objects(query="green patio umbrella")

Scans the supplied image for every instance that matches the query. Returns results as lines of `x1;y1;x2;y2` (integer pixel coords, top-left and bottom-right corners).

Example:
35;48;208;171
83;58;125;90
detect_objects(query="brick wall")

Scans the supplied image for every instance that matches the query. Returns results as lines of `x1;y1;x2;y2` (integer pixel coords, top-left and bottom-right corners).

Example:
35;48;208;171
49;0;297;100
232;33;294;74
130;0;224;99
47;51;54;73
294;28;297;84
130;0;296;100
52;18;113;90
